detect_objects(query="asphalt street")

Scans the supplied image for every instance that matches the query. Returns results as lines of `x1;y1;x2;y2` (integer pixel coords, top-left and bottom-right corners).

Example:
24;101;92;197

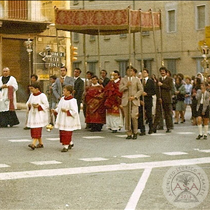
0;108;210;210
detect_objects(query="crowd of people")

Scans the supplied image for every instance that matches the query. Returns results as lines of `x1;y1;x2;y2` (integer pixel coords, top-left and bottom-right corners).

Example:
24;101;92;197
0;65;209;152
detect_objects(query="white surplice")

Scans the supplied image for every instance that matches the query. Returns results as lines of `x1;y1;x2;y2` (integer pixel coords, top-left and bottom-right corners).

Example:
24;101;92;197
26;93;49;128
0;76;18;111
54;97;81;131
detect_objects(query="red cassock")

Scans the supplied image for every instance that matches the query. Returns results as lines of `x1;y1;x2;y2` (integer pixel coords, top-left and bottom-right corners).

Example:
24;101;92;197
104;80;122;116
85;85;106;124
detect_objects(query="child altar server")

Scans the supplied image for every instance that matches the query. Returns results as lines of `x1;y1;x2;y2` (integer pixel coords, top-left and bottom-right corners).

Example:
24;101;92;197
53;85;81;152
26;82;49;150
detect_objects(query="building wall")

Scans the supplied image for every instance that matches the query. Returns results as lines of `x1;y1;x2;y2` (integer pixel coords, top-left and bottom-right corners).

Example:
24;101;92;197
70;1;210;78
0;1;71;102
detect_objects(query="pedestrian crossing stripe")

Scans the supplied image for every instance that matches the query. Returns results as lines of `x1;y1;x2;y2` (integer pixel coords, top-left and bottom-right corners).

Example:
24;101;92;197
8;139;31;142
46;138;60;141
199;149;210;153
30;161;62;165
79;157;108;161
176;132;195;134
163;152;188;156
116;135;127;137
0;164;10;168
83;136;105;139
121;154;150;159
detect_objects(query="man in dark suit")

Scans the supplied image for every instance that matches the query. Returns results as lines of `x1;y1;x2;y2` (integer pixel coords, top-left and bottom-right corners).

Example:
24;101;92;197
73;67;84;113
156;66;173;133
52;66;74;101
138;68;156;135
99;69;110;87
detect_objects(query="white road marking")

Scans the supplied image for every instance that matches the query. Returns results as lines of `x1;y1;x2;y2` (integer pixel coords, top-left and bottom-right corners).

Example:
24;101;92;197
0;164;10;168
199;149;210;153
176;132;195;135
122;154;150;159
8;139;31;142
151;133;166;136
0;157;210;181
116;135;127;138
83;136;105;139
46;138;60;141
124;168;152;210
163;152;188;156
31;161;62;165
79;157;108;162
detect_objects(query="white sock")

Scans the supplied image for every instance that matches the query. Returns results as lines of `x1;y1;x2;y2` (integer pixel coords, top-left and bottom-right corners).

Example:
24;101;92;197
204;125;208;136
63;145;68;149
198;124;202;136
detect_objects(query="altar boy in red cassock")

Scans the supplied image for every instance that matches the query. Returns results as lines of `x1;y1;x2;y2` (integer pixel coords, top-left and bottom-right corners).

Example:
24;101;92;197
26;82;49;150
53;85;81;152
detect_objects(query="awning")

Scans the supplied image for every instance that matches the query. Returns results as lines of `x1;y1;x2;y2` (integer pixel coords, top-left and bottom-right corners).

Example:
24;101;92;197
54;8;161;35
0;19;51;34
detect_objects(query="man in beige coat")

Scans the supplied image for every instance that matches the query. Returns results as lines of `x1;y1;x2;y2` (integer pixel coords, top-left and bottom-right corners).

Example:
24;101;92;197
119;66;143;139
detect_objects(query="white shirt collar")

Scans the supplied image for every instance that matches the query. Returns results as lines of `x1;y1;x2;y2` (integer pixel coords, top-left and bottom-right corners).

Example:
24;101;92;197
92;83;100;86
114;78;120;83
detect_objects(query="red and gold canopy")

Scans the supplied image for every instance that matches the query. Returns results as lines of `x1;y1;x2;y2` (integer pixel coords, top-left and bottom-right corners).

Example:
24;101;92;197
55;8;161;35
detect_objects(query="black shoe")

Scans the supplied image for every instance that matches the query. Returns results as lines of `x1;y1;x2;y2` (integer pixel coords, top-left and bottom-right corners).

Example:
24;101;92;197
70;143;74;148
139;132;146;136
24;127;30;130
203;135;207;140
166;129;171;133
153;128;157;133
68;145;72;150
132;134;137;139
126;135;132;139
28;144;36;150
196;135;203;140
112;130;117;133
148;130;153;134
174;122;178;124
61;148;68;152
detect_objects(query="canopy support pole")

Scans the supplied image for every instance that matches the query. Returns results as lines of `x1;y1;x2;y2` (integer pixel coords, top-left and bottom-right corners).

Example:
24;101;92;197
139;9;145;126
160;9;164;67
128;6;132;132
97;29;101;72
150;9;159;76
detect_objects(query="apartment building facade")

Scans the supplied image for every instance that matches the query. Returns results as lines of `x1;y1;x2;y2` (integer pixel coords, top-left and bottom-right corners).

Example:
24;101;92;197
70;1;210;78
0;1;71;102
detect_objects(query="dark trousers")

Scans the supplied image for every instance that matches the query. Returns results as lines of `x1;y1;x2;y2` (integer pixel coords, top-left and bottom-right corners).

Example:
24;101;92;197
162;102;173;130
153;101;163;130
138;104;153;133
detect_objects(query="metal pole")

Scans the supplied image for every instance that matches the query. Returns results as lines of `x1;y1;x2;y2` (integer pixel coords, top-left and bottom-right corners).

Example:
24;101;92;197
56;29;62;75
28;51;32;83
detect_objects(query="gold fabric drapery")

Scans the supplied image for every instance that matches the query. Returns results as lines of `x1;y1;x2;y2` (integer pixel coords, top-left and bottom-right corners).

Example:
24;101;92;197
54;8;161;35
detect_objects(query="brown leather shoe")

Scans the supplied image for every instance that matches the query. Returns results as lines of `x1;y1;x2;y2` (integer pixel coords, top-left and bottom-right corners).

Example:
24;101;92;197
36;144;44;148
28;144;36;150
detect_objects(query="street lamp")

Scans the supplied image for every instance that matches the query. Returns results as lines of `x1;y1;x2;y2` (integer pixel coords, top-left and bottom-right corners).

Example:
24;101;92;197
24;38;33;82
200;42;209;75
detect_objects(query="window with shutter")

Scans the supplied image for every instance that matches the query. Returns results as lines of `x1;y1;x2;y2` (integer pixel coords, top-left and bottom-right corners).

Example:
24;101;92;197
8;0;28;20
